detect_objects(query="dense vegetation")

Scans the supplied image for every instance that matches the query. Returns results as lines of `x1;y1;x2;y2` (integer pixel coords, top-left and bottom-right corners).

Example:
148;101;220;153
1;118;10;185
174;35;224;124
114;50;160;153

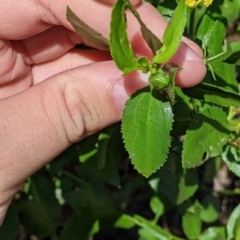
1;0;240;239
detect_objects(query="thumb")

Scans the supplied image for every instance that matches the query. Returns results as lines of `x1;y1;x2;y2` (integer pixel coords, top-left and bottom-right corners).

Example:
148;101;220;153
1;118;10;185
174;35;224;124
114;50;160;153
0;60;148;223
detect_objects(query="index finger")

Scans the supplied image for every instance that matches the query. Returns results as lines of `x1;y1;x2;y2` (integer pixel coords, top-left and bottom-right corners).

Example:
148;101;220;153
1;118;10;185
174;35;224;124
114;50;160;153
0;0;139;40
0;0;206;87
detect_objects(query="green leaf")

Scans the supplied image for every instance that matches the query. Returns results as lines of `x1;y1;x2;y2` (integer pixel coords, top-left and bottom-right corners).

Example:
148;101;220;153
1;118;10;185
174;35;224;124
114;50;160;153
78;153;120;187
110;0;139;74
122;87;173;177
182;106;229;168
60;207;96;240
150;196;164;219
153;0;187;64
200;194;220;223
196;14;215;44
182;82;240;108
19;201;58;239
222;145;240;177
200;227;226;240
176;168;199;204
203;20;226;58
182;201;202;240
124;0;162;54
134;214;184;240
66;6;109;49
205;41;232;64
149;152;199;205
224;41;240;65
114;214;136;229
149;69;171;90
0;203;25;240
227;203;240;240
205;61;238;92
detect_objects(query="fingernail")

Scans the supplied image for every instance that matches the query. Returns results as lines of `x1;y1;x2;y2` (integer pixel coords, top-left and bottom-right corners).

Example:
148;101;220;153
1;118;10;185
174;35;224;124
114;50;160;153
113;71;150;113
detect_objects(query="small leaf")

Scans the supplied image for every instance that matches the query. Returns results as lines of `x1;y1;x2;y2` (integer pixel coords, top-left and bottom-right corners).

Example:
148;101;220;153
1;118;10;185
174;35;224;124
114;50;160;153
124;0;162;54
150;196;164;218
134;214;180;240
227;203;240;240
182;106;229;168
200;194;220;223
153;0;187;64
122;87;173;177
182;201;202;240
222;145;240;177
66;6;109;49
182;82;240;107
176;168;199;204
114;214;136;229
200;227;226;240
110;0;139;74
149;69;171;90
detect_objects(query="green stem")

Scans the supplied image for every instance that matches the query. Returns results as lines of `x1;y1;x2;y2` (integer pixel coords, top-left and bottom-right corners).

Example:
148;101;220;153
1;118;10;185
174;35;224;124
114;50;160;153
218;188;240;195
61;169;89;189
189;8;196;40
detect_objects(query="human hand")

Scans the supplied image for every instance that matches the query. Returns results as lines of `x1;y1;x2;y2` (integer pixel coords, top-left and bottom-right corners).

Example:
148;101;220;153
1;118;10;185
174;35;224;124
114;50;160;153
0;0;206;223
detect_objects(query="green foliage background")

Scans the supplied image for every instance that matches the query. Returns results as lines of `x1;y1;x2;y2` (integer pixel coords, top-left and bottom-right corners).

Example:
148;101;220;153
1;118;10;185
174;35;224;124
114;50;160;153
1;0;240;239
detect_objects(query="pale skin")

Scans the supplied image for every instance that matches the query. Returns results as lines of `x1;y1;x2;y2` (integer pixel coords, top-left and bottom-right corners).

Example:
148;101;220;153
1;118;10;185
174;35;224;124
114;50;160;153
0;0;206;223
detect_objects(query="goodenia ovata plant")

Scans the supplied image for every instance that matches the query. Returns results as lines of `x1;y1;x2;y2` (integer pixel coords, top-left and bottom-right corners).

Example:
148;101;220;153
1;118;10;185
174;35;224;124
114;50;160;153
67;0;187;177
67;0;240;177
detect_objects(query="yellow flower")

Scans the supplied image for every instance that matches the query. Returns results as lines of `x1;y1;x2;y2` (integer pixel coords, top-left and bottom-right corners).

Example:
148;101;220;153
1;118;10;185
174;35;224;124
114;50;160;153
186;0;201;8
203;0;213;7
185;0;213;8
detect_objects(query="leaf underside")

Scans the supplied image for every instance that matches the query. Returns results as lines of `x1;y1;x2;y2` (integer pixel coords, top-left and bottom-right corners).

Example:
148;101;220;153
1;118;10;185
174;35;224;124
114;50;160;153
66;6;109;49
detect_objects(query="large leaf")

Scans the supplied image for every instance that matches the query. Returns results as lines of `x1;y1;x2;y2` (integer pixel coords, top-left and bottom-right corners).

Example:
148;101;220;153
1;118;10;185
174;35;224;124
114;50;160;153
124;0;162;54
182;106;229;168
110;0;139;74
224;41;240;65
122;87;173;177
203;20;226;59
182;82;240;107
153;0;187;64
66;6;109;49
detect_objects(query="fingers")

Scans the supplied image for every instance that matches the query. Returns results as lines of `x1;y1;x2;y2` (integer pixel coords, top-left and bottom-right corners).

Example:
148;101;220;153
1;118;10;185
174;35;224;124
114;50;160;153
22;26;82;64
0;49;110;99
0;0;206;87
0;60;148;222
32;49;111;84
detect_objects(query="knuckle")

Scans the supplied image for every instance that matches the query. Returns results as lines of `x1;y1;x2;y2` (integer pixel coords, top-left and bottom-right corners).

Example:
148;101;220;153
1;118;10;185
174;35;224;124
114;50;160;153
62;79;102;143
